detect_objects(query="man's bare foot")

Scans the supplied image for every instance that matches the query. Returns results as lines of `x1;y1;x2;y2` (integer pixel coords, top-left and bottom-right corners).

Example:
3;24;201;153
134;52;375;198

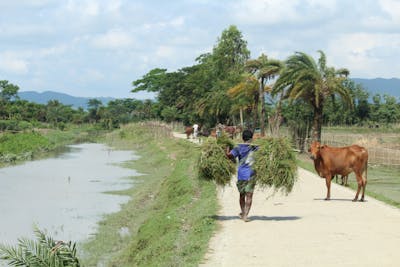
239;212;243;219
242;216;251;222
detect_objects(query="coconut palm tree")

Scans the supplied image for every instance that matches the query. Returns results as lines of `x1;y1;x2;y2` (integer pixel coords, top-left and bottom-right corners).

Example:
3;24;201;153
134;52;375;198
273;50;351;141
245;54;284;136
227;74;259;128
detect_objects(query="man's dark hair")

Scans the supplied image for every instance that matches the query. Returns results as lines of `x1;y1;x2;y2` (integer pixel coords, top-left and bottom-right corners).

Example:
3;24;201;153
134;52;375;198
242;129;253;141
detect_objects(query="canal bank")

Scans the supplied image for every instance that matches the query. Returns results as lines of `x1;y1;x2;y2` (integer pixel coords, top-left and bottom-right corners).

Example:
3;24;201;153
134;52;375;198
80;123;218;266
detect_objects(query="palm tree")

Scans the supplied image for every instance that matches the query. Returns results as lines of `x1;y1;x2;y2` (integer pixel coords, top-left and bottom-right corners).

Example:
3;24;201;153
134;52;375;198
273;50;352;141
227;74;259;128
196;89;232;125
0;226;81;267
245;54;284;136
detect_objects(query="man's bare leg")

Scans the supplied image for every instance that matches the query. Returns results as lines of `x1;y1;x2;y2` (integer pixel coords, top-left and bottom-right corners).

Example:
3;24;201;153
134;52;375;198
242;192;253;222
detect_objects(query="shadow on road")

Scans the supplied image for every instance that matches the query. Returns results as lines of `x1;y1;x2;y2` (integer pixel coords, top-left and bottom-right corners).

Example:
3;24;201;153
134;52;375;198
211;215;301;221
313;198;366;202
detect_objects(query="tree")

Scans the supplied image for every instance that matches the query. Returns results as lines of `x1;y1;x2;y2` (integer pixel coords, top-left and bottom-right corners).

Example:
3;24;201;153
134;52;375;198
0;80;19;102
0;226;81;267
227;74;259;129
87;98;103;123
212;25;250;80
246;55;283;135
273;51;352;141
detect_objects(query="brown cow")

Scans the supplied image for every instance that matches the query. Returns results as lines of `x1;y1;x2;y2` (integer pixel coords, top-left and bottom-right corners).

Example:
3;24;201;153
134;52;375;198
308;141;368;201
185;126;193;139
223;125;243;139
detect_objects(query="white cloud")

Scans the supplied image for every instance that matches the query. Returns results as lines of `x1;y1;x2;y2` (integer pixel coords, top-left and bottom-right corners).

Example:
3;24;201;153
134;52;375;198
327;32;400;77
66;0;100;17
231;0;301;24
230;0;337;25
91;29;134;49
379;0;400;21
0;53;29;74
170;16;185;27
155;46;174;58
142;16;186;31
81;69;105;82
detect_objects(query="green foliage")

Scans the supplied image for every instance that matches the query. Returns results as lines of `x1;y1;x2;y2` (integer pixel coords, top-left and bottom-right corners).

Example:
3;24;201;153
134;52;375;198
83;122;218;267
0;120;33;131
216;134;235;150
161;106;180;122
0;226;81;267
198;138;236;186
273;50;352;140
253;137;298;195
0;80;19;102
0;132;53;157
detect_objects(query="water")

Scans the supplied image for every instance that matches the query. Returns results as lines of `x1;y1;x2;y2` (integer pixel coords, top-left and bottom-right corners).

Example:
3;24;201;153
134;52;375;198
0;143;139;246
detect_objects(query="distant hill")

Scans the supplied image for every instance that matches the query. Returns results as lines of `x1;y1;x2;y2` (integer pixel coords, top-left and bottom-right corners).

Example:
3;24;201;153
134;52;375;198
17;79;399;108
18;91;115;109
351;78;400;99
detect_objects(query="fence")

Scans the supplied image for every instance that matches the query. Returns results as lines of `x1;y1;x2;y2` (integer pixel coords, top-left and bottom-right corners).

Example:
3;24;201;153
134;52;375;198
320;133;400;167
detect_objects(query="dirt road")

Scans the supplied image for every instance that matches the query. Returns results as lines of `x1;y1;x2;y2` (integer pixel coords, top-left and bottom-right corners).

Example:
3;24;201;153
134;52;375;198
173;133;400;267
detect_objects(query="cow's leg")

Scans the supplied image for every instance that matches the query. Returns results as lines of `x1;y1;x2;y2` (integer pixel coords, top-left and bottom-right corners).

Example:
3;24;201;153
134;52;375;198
360;177;367;201
353;174;362;202
325;176;332;200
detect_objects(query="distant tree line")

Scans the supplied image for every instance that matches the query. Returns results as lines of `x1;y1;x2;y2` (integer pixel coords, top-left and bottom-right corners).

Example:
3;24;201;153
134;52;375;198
1;25;399;139
0;80;160;131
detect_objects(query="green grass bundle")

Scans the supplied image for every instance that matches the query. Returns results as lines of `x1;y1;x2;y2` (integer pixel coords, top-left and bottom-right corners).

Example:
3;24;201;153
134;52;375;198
253;137;298;195
216;134;235;150
198;138;235;186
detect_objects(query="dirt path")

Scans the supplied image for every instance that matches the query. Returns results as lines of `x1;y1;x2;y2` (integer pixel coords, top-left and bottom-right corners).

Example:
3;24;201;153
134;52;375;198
173;133;400;267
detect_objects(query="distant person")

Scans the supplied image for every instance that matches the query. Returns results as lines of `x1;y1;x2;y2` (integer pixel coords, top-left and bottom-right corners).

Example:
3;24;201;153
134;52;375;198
226;129;258;222
193;123;199;138
216;123;223;138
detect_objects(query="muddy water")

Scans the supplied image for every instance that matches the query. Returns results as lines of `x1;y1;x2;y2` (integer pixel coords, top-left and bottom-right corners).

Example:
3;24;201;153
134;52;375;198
0;143;138;246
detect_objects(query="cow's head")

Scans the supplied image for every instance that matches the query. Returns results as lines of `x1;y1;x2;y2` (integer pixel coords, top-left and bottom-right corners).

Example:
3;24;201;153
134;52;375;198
308;141;322;160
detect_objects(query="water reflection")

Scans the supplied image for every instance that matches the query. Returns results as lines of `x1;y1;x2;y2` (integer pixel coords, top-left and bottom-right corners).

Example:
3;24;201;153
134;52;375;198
0;143;138;246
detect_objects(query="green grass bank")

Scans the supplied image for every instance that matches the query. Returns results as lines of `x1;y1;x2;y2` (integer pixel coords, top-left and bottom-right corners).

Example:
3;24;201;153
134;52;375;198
81;123;218;266
0;124;101;167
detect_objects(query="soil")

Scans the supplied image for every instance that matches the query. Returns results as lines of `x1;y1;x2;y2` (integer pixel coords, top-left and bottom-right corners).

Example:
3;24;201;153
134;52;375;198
173;132;400;267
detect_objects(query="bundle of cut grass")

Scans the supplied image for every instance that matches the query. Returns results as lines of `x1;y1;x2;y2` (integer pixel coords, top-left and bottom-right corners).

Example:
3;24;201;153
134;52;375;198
198;138;235;186
253;137;298;195
216;134;235;150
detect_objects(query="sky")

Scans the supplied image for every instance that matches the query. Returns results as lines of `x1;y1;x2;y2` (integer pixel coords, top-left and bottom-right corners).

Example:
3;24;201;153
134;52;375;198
1;0;399;99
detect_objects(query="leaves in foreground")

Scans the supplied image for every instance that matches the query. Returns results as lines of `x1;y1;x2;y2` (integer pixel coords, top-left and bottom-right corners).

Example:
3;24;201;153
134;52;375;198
0;225;81;267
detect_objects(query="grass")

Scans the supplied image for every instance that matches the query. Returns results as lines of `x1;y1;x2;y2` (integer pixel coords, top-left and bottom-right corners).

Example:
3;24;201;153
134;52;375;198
80;123;218;267
0;124;103;166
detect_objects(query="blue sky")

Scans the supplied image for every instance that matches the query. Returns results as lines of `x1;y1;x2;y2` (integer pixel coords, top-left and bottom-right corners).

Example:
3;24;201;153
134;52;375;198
1;0;399;99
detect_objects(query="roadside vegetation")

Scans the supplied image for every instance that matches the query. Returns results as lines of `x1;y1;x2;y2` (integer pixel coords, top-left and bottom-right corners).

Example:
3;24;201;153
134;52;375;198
0;124;101;167
81;123;218;266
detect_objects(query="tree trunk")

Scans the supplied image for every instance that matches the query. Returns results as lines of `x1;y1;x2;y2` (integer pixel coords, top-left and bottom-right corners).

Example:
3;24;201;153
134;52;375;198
312;105;323;141
260;77;266;136
252;92;259;132
240;108;244;126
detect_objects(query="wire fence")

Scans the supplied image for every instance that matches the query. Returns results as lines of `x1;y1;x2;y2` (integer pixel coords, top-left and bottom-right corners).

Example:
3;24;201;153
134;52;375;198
319;133;400;167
